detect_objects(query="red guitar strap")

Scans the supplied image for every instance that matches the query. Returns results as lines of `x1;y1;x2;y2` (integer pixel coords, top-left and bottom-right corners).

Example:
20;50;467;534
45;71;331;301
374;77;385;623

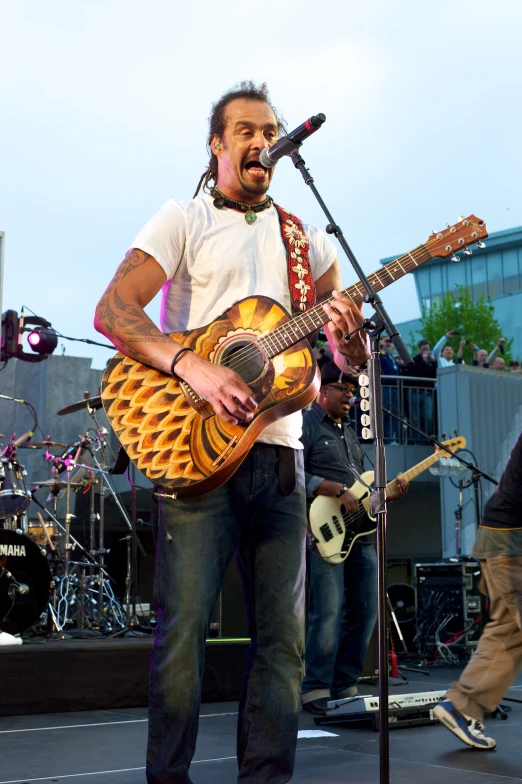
274;204;316;314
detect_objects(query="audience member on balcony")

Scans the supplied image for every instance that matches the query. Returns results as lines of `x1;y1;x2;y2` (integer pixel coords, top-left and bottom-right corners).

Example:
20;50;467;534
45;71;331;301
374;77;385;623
471;338;504;368
411;339;437;378
379;336;403;375
432;331;465;368
509;360;520;373
471;347;489;367
379;337;402;441
491;356;506;371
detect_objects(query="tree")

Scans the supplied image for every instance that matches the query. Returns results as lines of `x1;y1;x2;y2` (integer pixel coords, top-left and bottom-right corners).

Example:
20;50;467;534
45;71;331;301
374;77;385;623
412;286;513;365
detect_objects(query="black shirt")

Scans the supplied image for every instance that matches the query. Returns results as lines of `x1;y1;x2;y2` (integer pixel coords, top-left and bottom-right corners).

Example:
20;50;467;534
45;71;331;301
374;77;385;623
481;430;522;530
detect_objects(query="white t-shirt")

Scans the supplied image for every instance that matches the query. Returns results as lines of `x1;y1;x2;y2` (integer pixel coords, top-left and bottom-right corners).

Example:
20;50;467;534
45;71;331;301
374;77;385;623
131;193;337;448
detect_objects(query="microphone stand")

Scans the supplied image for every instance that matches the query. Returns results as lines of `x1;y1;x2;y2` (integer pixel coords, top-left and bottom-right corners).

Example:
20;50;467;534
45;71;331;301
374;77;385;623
287;144;413;784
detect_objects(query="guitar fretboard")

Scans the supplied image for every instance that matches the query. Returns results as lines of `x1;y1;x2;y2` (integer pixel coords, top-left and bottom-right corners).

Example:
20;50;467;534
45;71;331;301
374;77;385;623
257;244;430;357
386;441;464;491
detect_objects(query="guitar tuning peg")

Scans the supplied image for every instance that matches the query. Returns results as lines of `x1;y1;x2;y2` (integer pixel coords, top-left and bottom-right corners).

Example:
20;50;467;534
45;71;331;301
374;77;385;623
477;240;486;249
450;254;460;263
457;215;465;221
464;248;473;256
441;433;446;440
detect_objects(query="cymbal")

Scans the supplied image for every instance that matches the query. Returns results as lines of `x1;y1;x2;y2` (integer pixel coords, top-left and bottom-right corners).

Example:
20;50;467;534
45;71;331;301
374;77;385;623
20;440;68;450
57;396;102;416
31;478;86;490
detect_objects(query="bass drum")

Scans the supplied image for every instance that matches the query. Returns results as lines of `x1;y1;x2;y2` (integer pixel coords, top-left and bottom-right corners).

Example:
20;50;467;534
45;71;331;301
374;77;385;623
0;529;51;636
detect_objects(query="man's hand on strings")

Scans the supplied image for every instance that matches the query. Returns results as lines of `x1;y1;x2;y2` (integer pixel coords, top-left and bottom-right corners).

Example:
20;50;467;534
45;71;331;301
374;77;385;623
386;473;409;503
175;352;257;425
323;290;371;370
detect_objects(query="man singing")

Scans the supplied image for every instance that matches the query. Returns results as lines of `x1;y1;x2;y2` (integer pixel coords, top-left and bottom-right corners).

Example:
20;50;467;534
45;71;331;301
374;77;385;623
94;81;369;783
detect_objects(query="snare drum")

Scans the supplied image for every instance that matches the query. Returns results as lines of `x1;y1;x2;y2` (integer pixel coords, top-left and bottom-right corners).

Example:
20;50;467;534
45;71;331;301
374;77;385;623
0;458;30;518
0;529;51;635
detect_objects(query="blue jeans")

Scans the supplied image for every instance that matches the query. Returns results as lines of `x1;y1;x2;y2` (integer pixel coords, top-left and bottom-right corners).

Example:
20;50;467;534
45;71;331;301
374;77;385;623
302;539;377;698
146;444;307;784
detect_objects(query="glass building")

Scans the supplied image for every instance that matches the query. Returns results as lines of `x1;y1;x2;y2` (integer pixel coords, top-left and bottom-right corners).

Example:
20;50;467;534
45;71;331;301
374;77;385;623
384;225;522;360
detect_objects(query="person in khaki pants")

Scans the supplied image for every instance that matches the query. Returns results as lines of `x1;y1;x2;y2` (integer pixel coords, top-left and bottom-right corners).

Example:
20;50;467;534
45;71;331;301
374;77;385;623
434;431;522;749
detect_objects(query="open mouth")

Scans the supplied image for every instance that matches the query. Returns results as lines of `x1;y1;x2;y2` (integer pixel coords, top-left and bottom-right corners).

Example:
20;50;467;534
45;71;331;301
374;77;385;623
244;160;268;178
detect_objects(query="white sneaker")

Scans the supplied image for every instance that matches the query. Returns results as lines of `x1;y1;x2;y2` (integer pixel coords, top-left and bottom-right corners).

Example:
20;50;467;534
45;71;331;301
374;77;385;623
433;700;496;749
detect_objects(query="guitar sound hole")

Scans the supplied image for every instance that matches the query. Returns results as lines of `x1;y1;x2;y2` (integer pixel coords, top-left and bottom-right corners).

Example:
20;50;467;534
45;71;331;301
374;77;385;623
220;341;266;384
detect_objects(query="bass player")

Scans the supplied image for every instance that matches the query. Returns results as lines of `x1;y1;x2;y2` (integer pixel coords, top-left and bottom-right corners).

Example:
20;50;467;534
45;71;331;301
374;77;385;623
301;362;408;714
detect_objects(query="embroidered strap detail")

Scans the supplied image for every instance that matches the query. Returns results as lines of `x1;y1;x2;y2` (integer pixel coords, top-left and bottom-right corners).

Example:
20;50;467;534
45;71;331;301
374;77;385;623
274;204;316;314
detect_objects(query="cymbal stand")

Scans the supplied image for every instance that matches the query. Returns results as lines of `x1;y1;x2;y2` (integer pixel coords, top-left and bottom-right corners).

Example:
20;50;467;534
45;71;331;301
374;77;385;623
30;487;117;631
76;402;147;631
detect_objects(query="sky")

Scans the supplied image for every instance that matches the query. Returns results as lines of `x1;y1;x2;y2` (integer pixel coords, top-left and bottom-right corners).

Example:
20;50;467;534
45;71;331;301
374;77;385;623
1;0;521;369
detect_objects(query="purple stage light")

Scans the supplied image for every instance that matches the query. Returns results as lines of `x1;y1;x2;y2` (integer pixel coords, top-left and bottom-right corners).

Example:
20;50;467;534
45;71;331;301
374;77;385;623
28;331;42;346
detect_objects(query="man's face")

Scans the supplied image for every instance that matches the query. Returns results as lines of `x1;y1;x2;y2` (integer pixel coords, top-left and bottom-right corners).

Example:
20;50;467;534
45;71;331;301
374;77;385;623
381;338;393;353
213;98;278;203
442;345;454;360
510;363;520;373
478;349;488;364
493;357;505;370
320;382;356;420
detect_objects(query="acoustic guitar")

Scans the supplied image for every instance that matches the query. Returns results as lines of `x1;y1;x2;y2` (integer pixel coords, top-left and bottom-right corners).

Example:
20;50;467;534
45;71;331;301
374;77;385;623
101;217;486;497
309;436;466;563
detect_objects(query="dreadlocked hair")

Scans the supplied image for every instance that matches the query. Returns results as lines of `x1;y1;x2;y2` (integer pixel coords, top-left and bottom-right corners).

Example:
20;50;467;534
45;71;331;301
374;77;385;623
193;80;286;198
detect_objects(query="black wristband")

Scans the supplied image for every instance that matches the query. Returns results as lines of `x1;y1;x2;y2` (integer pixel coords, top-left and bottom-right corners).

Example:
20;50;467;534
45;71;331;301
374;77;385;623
335;484;349;498
170;347;193;378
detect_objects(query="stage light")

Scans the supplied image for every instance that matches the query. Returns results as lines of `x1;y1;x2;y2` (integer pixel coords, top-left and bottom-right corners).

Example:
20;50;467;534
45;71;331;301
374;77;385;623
26;326;58;355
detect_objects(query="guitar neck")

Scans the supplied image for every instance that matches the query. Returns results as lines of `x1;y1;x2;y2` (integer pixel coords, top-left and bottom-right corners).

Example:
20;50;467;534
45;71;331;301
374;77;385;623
386;449;449;492
258;244;430;357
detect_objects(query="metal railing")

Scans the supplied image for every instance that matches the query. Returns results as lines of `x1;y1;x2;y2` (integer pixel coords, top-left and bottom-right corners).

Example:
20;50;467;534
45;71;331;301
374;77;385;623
351;376;437;445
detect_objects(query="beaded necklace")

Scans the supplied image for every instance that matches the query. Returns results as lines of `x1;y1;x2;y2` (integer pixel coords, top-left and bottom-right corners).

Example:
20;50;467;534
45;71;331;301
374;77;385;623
211;187;273;224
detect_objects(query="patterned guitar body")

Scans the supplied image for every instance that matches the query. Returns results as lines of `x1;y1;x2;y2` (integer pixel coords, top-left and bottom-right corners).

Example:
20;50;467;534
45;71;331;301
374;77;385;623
101;295;319;497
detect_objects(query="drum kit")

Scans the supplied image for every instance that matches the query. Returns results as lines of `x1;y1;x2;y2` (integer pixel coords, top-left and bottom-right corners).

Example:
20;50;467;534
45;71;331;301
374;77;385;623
0;394;138;638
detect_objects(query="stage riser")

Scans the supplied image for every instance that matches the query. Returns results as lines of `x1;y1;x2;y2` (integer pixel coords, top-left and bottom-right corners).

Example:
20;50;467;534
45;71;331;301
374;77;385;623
0;639;248;717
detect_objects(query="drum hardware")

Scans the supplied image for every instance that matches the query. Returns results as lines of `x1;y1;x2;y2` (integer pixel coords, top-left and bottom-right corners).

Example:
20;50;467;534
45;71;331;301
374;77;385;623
19;440;68;450
33;511;57;551
29;486;122;633
61;396;145;630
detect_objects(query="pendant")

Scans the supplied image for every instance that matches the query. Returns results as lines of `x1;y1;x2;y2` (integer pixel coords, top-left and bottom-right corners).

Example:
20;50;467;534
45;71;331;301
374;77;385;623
245;208;257;224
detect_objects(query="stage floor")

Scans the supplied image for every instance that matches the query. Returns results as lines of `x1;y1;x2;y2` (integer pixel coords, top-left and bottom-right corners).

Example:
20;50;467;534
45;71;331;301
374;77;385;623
2;668;522;783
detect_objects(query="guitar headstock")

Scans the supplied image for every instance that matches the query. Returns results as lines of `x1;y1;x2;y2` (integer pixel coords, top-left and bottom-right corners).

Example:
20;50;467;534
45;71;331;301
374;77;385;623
425;216;488;262
438;436;466;454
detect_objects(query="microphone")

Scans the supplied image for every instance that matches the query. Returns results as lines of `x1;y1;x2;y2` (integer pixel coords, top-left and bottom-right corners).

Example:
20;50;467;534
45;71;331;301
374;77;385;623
259;113;326;168
0;566;30;597
9;582;30;598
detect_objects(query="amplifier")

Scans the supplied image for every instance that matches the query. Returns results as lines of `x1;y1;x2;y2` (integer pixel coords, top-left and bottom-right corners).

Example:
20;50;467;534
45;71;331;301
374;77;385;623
414;561;483;654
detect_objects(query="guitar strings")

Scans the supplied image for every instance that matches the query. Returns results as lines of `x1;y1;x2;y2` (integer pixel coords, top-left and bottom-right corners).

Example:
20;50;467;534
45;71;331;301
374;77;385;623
218;231;456;377
221;246;429;375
